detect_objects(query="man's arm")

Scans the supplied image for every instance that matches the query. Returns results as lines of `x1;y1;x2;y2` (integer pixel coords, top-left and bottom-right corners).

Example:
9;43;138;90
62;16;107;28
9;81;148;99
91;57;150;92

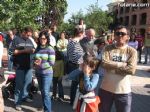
102;46;137;75
115;48;137;75
102;46;127;70
13;48;35;55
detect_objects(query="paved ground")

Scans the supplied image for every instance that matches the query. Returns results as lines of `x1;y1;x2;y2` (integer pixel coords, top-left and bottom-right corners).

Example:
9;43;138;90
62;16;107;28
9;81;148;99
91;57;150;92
2;48;150;112
3;65;150;112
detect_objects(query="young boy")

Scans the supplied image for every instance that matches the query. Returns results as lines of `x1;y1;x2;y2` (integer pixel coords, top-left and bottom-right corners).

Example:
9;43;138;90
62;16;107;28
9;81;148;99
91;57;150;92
68;53;100;112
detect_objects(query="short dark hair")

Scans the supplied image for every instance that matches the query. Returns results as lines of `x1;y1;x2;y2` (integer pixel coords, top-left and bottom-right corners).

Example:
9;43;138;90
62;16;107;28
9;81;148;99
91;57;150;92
114;25;129;35
94;38;105;45
23;26;33;33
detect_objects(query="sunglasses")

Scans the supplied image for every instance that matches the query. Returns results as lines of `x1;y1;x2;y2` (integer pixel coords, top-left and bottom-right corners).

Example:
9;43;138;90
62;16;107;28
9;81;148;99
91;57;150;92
115;32;127;37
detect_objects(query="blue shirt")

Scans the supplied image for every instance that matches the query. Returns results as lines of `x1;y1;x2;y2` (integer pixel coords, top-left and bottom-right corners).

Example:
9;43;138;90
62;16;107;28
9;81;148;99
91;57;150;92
68;68;99;92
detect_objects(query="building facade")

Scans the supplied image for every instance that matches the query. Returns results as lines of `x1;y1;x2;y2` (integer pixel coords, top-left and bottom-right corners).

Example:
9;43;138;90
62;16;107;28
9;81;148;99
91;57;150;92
109;0;150;37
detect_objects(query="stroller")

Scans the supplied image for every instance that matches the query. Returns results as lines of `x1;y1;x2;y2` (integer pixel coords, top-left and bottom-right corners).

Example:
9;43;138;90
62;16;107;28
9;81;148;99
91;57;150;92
2;74;38;99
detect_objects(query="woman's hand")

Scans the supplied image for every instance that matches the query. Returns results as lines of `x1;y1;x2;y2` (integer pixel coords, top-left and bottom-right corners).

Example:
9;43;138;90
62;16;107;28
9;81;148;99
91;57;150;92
34;59;41;68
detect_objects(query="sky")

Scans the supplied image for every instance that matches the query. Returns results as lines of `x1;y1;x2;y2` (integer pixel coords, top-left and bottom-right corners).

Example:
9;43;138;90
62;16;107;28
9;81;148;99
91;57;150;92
64;0;112;21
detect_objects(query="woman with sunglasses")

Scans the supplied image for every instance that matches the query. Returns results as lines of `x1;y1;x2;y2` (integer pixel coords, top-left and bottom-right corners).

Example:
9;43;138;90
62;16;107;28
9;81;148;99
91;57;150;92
99;25;137;112
34;31;55;112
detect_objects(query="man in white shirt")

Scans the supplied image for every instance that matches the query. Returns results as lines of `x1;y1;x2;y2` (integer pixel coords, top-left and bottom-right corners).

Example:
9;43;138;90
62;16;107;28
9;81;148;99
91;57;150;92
99;25;137;112
48;28;56;47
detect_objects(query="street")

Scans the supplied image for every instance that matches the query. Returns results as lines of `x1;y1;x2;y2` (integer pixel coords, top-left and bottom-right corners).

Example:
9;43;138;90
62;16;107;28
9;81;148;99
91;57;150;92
2;48;150;112
3;65;150;112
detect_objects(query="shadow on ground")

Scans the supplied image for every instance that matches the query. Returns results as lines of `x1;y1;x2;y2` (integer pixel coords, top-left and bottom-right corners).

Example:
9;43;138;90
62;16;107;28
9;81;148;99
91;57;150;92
4;88;73;112
131;92;150;112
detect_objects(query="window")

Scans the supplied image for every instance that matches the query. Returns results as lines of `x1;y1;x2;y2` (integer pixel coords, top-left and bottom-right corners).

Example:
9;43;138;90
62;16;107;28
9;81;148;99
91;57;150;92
120;7;124;14
119;17;124;25
140;13;147;25
125;16;129;26
125;7;130;13
131;15;137;25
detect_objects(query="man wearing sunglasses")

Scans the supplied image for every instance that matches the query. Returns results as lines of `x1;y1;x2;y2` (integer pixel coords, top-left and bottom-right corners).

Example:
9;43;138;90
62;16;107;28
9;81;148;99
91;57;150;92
99;25;137;112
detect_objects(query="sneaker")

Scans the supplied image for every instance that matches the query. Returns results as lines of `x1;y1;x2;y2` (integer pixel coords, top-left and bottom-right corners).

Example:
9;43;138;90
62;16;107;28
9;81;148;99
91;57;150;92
52;95;57;100
58;97;64;102
138;61;142;64
143;62;147;64
15;105;22;111
37;107;43;111
25;97;33;102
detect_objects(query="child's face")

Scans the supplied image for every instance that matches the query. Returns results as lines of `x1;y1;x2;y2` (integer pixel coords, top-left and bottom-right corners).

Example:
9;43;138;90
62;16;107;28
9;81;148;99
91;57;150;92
82;62;93;75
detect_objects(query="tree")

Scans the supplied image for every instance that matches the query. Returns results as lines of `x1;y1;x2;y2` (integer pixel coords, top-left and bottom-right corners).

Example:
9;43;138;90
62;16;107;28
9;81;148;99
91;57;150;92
0;0;68;31
0;0;44;31
43;0;67;27
61;3;114;35
85;3;113;33
68;9;84;25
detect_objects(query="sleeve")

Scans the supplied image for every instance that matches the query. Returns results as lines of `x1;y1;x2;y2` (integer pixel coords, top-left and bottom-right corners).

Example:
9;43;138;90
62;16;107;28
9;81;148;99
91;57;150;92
84;73;99;91
47;46;55;66
65;39;68;47
102;46;126;69
135;41;138;49
72;46;84;64
9;38;16;55
68;68;82;81
115;48;137;75
56;40;61;50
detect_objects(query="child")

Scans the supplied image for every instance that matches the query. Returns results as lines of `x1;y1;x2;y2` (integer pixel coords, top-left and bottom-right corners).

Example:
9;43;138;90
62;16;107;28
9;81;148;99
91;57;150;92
52;49;64;101
68;53;100;112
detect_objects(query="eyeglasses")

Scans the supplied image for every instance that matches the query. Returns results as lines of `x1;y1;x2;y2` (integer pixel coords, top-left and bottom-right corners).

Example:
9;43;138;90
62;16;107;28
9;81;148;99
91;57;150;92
40;38;47;40
115;32;127;37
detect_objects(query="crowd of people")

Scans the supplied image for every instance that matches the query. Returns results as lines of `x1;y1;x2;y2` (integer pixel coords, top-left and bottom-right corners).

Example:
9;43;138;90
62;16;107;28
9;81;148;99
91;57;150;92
0;19;150;112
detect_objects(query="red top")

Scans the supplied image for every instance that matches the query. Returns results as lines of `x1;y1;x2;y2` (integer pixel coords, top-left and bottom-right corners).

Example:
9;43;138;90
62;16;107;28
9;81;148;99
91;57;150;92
0;35;3;41
135;35;144;48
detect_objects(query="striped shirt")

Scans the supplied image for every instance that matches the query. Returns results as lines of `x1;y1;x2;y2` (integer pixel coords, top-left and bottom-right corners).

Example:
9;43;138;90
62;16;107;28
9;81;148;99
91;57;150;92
67;39;84;64
34;46;55;75
9;36;34;69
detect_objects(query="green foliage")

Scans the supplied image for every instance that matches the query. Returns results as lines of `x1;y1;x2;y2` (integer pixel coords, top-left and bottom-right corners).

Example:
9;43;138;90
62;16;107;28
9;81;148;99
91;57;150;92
43;0;68;27
0;0;68;31
58;22;74;36
0;0;44;31
84;3;113;33
68;9;84;25
60;3;113;35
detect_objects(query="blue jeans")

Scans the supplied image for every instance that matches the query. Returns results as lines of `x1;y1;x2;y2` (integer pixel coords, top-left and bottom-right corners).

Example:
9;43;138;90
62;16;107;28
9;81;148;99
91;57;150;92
14;69;32;105
67;61;79;105
99;89;132;112
144;47;150;63
8;55;13;71
36;74;52;112
52;77;64;98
